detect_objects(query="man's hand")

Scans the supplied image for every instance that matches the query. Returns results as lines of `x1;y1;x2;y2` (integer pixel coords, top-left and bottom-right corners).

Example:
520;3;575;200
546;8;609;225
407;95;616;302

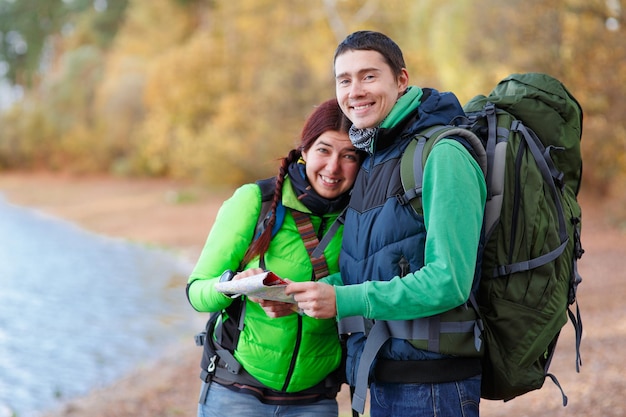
286;281;337;319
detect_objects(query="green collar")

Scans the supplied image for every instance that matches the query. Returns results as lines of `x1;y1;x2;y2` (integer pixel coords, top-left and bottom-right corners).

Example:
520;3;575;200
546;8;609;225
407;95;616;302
380;86;423;129
281;176;309;213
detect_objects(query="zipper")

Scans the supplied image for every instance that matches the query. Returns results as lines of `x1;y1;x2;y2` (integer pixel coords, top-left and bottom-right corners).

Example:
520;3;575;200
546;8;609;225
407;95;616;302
368;132;378;171
281;314;303;391
317;217;327;241
399;255;410;277
280;215;326;389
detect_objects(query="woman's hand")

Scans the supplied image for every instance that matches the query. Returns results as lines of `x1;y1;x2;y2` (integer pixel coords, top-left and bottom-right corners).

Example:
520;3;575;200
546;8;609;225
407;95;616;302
255;299;300;318
238;269;298;318
232;267;264;280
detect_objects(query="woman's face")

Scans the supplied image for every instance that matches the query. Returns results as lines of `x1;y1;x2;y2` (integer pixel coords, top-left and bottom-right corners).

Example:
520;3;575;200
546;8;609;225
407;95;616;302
301;130;361;200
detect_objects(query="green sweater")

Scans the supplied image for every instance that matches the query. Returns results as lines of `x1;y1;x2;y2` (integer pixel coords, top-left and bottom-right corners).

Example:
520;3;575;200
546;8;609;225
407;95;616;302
187;177;343;392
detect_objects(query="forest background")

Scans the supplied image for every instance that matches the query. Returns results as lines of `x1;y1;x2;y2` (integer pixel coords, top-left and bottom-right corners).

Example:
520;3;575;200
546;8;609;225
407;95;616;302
0;0;625;219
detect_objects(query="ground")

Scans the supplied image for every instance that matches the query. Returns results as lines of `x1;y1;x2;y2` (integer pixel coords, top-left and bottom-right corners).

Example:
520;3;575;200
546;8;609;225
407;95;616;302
0;171;623;417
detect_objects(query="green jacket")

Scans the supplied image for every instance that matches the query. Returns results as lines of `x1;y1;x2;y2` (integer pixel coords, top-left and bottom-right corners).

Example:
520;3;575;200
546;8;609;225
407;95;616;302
187;177;343;392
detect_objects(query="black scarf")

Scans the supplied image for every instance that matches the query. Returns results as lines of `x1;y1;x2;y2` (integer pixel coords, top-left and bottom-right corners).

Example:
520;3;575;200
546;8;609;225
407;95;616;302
287;161;351;217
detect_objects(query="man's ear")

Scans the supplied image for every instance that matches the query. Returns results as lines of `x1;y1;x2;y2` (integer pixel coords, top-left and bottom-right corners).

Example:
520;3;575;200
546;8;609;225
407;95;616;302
397;68;409;93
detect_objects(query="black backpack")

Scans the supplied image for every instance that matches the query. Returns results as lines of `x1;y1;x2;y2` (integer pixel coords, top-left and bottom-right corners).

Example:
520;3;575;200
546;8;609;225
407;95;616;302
195;177;279;381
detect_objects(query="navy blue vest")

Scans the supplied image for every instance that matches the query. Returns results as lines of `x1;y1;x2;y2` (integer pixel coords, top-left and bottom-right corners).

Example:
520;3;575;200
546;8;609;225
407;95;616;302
341;88;469;286
339;89;482;389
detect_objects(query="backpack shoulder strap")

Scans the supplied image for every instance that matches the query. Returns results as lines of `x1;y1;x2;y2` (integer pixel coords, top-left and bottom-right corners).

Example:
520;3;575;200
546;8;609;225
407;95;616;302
400;125;486;216
253;177;285;240
291;209;331;280
310;206;346;259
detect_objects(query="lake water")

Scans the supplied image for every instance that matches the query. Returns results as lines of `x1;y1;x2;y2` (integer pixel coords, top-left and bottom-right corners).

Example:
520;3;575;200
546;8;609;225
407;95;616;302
0;194;198;416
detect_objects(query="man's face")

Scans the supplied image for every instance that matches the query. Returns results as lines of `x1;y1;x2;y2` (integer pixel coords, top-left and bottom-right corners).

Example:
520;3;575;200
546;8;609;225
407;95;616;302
335;49;409;129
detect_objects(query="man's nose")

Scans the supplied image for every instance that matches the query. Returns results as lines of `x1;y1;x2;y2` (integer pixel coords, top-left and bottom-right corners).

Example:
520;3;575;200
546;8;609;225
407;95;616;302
349;81;363;98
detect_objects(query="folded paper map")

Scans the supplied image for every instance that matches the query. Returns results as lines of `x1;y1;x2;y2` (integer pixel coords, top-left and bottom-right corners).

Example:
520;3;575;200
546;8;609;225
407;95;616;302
214;271;295;303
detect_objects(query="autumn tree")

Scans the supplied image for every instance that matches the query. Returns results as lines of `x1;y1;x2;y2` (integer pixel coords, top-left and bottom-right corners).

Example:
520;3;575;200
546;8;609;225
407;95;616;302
1;0;624;204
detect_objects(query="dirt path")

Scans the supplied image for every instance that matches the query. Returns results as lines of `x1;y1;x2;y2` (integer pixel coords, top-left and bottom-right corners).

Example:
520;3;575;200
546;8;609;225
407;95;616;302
1;172;623;417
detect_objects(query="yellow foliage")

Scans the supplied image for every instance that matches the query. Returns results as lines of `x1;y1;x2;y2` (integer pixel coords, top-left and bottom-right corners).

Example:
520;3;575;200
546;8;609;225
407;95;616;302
143;31;226;127
54;124;109;173
3;0;626;199
131;109;173;176
111;0;195;58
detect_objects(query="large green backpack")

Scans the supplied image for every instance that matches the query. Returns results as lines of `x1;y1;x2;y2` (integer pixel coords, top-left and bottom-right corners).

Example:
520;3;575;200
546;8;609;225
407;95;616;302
400;73;584;404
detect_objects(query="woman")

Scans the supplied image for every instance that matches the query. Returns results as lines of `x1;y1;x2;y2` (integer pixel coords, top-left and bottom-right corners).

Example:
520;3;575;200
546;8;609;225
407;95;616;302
186;98;362;417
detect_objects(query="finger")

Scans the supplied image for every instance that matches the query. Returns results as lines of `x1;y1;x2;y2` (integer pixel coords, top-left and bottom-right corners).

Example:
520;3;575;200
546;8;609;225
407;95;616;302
265;306;296;318
284;281;308;295
290;305;305;316
236;267;264;279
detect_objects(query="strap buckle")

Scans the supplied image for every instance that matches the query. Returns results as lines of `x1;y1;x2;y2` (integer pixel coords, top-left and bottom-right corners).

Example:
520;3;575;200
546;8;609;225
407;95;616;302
207;354;217;373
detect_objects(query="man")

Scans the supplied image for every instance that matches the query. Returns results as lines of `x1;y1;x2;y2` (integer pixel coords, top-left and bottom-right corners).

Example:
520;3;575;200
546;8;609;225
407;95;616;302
285;31;487;417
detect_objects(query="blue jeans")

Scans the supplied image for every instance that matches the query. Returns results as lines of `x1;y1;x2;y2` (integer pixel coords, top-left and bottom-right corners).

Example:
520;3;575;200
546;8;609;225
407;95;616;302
197;381;338;417
369;376;481;417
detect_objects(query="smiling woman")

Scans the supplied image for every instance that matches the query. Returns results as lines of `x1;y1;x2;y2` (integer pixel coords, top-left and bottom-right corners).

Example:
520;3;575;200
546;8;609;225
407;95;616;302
185;98;364;417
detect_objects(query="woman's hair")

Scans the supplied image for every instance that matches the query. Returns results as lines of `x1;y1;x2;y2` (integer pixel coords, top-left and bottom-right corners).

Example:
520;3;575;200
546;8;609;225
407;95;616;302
334;30;406;79
242;98;352;266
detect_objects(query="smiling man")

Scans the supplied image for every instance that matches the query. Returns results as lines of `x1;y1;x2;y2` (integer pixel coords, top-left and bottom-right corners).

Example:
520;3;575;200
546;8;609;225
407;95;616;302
286;31;488;417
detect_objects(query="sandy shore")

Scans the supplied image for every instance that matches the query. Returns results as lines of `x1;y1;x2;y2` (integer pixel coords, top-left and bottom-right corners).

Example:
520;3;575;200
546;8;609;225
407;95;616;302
0;172;232;263
1;171;624;417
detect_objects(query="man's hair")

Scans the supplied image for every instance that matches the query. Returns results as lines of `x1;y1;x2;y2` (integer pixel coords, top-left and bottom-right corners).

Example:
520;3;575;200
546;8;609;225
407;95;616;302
334;30;406;78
